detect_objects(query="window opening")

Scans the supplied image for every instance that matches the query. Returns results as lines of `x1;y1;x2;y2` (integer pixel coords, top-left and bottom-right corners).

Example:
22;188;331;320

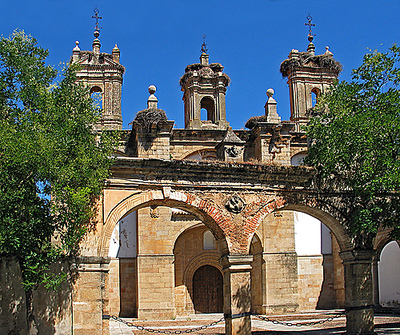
203;230;216;250
200;97;215;122
311;88;320;107
90;86;103;110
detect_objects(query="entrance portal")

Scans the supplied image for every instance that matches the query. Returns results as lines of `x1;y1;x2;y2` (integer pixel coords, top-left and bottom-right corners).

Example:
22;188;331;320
193;265;223;313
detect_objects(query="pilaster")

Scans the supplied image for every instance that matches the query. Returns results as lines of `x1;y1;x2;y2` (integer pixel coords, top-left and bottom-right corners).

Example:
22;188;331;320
72;257;110;335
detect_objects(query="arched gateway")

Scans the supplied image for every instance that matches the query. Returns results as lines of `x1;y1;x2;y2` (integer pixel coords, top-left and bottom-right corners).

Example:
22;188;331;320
73;157;368;335
70;25;378;335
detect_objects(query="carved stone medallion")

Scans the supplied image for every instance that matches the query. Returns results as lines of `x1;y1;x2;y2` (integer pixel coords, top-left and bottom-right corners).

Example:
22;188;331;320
225;145;242;158
225;195;246;214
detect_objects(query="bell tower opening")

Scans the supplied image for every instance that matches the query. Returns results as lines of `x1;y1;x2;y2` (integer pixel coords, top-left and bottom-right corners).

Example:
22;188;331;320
200;97;215;122
90;86;103;110
311;87;320;108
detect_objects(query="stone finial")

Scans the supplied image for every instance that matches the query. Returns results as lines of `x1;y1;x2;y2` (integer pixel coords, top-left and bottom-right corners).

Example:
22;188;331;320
73;41;80;52
324;46;333;56
112;43;120;63
72;41;80;63
307;40;315;55
200;53;209;66
147;85;158;109
93;37;101;55
264;88;281;124
289;49;299;59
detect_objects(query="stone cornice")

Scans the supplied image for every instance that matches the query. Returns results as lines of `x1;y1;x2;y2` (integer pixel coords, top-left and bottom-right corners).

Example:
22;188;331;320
110;157;314;189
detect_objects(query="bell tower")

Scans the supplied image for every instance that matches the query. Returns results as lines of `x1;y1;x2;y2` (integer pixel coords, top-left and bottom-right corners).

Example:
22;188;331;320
180;37;230;130
280;15;342;131
71;9;125;130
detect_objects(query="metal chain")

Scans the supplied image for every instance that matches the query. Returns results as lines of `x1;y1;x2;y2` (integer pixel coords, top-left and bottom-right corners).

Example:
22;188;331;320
253;311;346;327
111;315;225;334
111;311;345;332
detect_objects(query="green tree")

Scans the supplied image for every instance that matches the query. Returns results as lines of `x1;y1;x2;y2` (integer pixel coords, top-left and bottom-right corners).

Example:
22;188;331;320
306;45;400;249
0;31;117;291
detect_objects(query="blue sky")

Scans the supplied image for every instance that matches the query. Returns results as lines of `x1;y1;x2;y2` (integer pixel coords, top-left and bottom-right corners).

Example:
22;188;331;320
1;1;399;129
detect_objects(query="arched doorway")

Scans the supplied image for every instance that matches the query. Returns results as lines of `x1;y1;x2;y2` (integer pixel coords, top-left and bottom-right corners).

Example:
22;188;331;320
378;241;400;306
193;265;223;313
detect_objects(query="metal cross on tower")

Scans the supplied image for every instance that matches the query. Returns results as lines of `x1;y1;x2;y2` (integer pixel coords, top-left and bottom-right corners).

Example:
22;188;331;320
305;14;315;41
201;35;208;54
92;7;103;32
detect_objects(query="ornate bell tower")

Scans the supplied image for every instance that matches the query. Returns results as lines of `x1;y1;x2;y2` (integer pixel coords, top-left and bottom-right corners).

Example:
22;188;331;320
180;37;230;130
280;15;342;131
71;9;125;130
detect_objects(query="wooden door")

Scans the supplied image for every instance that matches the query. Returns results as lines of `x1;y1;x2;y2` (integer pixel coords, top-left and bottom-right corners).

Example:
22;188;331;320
193;265;223;313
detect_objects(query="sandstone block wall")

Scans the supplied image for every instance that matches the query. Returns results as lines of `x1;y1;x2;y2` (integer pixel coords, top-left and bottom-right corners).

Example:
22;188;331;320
0;257;72;335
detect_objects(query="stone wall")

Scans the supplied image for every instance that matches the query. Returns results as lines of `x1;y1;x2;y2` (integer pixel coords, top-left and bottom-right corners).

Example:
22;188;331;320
0;257;72;335
0;256;28;334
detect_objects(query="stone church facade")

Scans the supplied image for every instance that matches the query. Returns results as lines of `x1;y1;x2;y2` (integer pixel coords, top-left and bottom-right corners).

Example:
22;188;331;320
67;25;399;335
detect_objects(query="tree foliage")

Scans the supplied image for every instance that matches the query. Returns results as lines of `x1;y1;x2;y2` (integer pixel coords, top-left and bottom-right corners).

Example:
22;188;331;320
306;45;400;249
0;31;117;289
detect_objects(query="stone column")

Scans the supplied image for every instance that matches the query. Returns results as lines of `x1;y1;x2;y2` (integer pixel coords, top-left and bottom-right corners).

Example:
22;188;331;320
340;250;375;335
72;257;110;335
221;255;253;335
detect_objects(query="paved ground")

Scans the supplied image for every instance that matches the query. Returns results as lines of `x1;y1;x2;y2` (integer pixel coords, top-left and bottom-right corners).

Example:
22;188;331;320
110;311;400;334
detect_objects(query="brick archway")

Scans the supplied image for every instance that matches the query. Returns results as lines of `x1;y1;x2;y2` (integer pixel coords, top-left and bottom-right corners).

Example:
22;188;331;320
100;189;230;257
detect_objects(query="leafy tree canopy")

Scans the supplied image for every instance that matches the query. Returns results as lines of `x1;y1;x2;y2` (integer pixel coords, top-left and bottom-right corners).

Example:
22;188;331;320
0;31;117;290
306;45;400;249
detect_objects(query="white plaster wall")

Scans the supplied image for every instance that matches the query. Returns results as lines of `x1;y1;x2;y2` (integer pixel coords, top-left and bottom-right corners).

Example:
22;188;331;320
108;211;137;258
379;241;400;306
294;212;332;256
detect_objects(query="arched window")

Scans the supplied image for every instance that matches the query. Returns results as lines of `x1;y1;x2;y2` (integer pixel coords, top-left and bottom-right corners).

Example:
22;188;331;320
90;86;103;110
200;97;215;122
203;230;216;250
311;88;321;107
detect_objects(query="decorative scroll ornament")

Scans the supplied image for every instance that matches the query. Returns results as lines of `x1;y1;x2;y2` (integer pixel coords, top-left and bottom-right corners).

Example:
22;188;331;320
225;195;246;214
150;205;159;218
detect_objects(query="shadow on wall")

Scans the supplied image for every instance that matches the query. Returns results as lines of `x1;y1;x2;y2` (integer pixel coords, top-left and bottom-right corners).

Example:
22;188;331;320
232;281;251;335
0;256;73;335
317;254;338;310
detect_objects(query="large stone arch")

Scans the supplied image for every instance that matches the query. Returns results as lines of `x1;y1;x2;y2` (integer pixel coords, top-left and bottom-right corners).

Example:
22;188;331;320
100;189;230;257
242;197;353;254
281;204;353;252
